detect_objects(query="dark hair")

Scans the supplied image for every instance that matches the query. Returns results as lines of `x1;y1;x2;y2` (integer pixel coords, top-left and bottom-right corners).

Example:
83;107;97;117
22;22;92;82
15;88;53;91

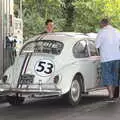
45;19;53;25
100;19;109;25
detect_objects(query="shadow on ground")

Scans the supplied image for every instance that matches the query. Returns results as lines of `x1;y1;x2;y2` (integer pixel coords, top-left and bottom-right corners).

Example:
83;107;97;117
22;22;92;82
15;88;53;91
2;95;108;109
0;95;111;120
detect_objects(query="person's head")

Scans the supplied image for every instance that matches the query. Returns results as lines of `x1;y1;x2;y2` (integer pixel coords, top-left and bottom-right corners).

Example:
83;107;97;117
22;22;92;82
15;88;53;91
100;19;109;28
45;19;54;32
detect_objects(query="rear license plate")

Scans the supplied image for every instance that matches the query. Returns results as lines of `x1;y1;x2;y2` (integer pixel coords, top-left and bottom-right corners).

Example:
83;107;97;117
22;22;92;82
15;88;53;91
19;74;34;84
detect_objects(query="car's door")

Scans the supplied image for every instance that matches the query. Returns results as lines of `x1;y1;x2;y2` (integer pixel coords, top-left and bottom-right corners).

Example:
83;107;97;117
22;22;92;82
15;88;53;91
72;40;99;89
87;40;101;89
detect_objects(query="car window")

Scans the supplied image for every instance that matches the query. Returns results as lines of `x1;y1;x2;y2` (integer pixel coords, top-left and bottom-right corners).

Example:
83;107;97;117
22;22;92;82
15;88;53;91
73;40;89;58
88;40;98;56
20;40;64;55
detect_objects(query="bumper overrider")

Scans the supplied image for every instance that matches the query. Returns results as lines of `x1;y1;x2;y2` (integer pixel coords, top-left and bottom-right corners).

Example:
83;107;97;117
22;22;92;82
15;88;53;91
0;83;62;98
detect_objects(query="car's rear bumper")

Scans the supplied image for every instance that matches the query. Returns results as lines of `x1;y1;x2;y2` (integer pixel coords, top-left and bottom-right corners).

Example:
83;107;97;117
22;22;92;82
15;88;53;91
0;83;62;98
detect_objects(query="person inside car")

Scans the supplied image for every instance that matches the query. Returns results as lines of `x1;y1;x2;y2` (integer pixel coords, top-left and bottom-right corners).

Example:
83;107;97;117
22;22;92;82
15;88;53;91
41;19;54;34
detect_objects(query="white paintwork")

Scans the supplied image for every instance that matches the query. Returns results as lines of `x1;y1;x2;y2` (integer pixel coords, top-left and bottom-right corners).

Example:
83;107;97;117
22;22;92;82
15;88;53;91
0;32;101;97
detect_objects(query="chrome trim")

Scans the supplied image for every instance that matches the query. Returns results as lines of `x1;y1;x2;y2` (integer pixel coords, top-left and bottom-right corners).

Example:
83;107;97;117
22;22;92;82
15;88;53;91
0;82;62;98
1;88;61;93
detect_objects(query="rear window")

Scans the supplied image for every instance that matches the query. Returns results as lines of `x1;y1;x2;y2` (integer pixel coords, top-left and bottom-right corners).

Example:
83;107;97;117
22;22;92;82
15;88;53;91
20;40;64;55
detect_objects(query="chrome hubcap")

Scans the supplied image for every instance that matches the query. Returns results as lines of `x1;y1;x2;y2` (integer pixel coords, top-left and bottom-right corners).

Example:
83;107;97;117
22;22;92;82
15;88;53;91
71;80;80;102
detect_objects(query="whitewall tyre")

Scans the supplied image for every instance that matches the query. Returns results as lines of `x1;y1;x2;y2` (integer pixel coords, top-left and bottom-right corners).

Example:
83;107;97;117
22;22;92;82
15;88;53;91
64;75;82;106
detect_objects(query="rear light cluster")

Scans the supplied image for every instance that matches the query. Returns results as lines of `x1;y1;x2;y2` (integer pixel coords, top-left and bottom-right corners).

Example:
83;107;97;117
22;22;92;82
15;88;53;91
2;75;8;83
53;75;59;84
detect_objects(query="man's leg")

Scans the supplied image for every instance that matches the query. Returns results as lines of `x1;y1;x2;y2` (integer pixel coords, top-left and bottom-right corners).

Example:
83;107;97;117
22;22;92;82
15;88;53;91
101;62;114;98
107;85;114;98
113;60;120;98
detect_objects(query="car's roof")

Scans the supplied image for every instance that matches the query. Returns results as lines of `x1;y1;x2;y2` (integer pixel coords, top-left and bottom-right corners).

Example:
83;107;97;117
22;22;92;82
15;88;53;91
86;33;97;39
24;32;97;45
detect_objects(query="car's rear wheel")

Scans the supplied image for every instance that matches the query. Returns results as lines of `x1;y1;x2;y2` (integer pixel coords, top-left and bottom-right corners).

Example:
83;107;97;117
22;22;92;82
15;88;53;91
64;75;82;106
6;95;25;106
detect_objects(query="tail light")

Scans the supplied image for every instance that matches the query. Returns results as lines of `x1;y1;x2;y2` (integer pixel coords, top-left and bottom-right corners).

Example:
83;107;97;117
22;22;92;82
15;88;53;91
53;75;59;84
2;75;8;83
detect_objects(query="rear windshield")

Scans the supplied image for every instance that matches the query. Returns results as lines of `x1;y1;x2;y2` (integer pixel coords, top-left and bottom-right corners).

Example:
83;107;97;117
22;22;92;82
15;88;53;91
20;40;64;55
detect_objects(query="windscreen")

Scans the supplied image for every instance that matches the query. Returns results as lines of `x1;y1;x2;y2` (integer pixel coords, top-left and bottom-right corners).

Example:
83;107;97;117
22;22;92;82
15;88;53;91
20;40;64;55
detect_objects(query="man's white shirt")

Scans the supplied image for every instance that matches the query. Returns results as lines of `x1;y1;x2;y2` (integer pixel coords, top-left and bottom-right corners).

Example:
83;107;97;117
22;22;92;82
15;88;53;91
96;25;120;62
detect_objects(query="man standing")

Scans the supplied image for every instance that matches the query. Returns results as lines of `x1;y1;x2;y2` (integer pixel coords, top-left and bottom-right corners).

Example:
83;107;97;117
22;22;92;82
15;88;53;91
96;19;120;100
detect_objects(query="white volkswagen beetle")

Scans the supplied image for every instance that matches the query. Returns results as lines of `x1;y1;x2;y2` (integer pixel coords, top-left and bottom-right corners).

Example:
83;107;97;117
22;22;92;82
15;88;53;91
0;32;101;106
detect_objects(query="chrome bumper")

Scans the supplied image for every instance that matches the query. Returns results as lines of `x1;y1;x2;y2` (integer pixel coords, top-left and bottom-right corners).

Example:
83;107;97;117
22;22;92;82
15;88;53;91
0;83;62;98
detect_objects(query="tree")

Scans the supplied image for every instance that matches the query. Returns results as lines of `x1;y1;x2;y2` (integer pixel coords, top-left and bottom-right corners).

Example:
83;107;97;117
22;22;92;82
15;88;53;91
14;0;20;17
61;0;75;31
14;0;120;39
73;0;120;33
22;0;63;39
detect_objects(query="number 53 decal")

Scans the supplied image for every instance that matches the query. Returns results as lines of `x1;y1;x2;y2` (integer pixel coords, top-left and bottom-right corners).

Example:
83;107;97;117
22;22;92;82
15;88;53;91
35;59;54;76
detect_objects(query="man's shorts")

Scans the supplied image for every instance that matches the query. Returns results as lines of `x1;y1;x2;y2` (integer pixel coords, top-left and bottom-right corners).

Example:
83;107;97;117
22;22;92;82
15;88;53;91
101;60;120;86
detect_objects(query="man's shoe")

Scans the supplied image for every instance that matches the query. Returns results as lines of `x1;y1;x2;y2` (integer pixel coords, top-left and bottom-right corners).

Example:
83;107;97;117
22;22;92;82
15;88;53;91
104;97;117;103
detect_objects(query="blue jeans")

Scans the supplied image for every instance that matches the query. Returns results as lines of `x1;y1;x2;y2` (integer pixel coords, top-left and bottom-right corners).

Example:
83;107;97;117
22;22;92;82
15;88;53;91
101;60;120;86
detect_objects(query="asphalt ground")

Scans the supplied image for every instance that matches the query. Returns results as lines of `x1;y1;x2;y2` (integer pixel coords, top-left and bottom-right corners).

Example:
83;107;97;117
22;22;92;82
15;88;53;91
0;89;120;120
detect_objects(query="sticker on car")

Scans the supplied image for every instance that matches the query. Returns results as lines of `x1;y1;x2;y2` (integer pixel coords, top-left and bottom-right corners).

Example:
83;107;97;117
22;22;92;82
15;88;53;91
34;59;55;77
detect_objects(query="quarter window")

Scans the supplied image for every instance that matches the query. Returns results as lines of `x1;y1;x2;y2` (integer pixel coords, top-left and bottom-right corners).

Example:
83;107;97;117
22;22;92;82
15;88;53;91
88;41;98;56
73;40;88;58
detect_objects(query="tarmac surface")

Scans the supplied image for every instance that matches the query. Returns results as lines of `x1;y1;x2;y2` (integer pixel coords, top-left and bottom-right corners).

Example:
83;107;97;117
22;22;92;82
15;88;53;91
0;89;120;120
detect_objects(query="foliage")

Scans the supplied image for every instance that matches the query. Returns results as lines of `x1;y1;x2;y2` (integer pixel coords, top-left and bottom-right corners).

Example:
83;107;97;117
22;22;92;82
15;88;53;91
14;0;120;39
22;0;63;39
61;0;75;31
103;0;120;30
14;0;20;17
73;0;120;32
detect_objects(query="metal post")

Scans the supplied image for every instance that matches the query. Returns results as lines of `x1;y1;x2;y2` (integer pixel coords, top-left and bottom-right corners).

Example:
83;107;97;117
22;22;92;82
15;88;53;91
0;0;4;76
9;0;10;33
6;0;8;35
2;0;4;47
